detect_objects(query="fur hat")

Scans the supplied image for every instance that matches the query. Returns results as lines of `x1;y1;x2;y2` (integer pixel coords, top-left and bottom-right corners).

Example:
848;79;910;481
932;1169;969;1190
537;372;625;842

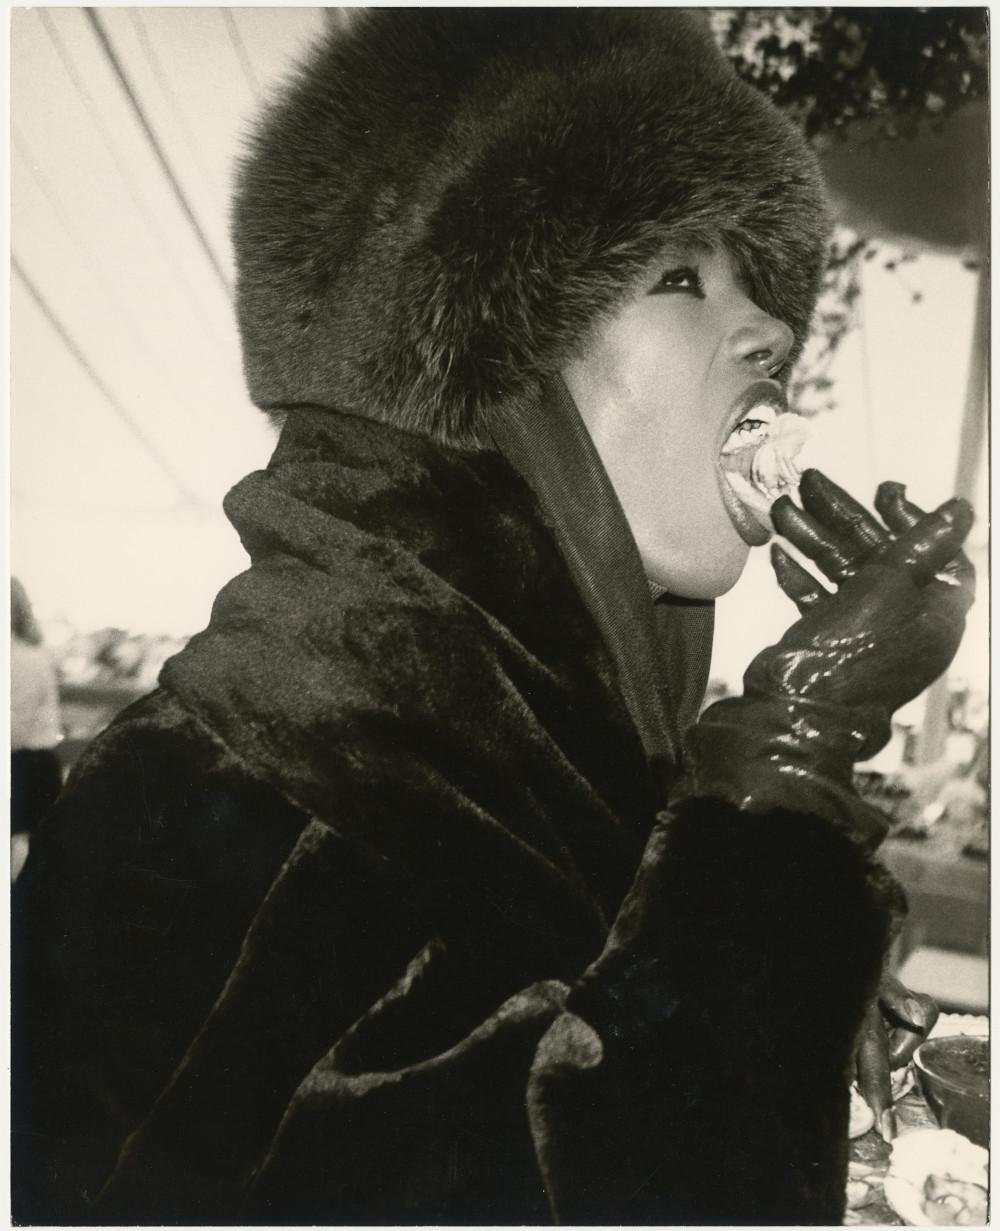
233;10;830;445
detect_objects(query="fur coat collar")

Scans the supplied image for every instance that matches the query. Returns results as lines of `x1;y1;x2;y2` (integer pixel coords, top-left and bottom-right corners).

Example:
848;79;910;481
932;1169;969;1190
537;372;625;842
162;403;665;946
165;386;714;818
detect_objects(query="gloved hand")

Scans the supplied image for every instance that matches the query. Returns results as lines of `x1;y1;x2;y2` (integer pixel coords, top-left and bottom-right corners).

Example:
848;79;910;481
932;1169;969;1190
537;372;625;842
681;469;975;847
854;971;938;1142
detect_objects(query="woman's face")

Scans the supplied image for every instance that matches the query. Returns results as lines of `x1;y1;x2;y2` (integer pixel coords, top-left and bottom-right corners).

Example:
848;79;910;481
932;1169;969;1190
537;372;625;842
562;245;795;599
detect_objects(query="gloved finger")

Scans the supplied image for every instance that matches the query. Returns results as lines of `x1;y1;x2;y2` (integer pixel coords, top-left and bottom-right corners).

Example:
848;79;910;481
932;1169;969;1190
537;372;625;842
799;469;888;563
856;1002;895;1142
770;543;826;613
875;484;976;599
874;481;925;533
882;498;974;584
771;495;856;583
878;972;938;1029
878;973;938;1066
932;551;977;610
929;517;976;602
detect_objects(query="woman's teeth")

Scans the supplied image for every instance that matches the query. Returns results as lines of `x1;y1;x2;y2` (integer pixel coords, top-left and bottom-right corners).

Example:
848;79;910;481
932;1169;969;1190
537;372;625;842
721;412;810;526
718;404;777;457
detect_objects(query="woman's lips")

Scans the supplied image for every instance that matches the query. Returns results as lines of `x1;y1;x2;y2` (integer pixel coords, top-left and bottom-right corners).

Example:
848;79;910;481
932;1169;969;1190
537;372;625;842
718;469;772;546
717;411;811;546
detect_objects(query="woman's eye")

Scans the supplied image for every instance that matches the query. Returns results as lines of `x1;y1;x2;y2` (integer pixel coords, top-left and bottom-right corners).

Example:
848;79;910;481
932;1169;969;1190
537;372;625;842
650;266;704;298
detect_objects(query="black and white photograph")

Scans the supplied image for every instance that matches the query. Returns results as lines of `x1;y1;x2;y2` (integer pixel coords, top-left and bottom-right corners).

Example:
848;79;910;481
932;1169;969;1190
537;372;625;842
9;7;989;1225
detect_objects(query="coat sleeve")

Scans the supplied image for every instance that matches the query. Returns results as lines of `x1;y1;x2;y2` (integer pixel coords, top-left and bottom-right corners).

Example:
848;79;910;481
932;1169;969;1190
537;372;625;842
231;793;898;1227
527;795;900;1225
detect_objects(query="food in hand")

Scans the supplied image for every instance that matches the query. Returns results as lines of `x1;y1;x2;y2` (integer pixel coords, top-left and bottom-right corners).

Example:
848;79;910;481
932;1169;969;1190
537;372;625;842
891;1065;916;1101
848;1084;876;1138
721;412;810;529
847;1066;911;1141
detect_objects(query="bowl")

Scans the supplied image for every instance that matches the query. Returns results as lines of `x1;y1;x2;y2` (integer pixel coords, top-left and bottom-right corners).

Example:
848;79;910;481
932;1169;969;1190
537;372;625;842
913;1034;989;1148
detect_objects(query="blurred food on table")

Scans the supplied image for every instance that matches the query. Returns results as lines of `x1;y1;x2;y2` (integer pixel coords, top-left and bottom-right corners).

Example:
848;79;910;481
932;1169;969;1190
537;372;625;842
847;1017;989;1227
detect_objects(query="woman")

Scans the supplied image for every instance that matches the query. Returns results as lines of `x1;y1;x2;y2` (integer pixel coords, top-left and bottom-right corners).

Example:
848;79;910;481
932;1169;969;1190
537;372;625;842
10;578;62;855
12;11;972;1224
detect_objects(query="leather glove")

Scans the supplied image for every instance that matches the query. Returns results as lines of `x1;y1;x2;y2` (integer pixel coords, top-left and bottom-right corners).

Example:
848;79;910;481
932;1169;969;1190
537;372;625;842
680;469;975;847
855;971;938;1141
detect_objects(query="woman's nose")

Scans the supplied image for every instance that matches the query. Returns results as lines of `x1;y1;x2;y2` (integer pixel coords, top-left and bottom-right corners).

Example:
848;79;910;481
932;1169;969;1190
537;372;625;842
729;311;795;377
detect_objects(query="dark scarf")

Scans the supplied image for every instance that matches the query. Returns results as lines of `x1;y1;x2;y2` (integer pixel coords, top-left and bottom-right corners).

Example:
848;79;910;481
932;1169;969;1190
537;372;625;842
491;375;714;779
162;387;715;932
162;401;686;952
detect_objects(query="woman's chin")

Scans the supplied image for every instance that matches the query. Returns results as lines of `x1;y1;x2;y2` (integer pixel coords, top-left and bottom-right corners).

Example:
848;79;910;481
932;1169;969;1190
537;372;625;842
643;530;750;599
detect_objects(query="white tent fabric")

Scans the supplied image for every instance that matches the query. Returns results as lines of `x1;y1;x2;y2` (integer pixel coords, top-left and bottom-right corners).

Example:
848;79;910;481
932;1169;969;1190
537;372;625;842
12;8;325;633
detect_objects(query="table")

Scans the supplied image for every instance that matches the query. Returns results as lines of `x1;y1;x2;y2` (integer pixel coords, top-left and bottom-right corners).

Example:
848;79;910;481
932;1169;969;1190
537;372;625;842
881;838;988;964
845;1014;988;1225
846;1086;938;1225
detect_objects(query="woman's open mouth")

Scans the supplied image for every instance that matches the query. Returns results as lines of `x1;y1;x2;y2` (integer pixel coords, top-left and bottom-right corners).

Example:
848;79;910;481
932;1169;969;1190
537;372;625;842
716;388;810;546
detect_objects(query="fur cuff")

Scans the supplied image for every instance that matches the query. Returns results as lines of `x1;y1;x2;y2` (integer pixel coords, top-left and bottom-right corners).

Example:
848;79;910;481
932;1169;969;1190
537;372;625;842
544;797;897;1224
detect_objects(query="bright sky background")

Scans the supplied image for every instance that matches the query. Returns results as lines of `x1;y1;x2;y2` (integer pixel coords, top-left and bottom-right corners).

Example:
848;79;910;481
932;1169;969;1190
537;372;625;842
10;8;988;701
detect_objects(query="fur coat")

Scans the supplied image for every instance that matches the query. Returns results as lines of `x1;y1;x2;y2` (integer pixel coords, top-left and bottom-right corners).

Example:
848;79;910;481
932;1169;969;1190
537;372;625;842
13;399;893;1224
13;11;894;1225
